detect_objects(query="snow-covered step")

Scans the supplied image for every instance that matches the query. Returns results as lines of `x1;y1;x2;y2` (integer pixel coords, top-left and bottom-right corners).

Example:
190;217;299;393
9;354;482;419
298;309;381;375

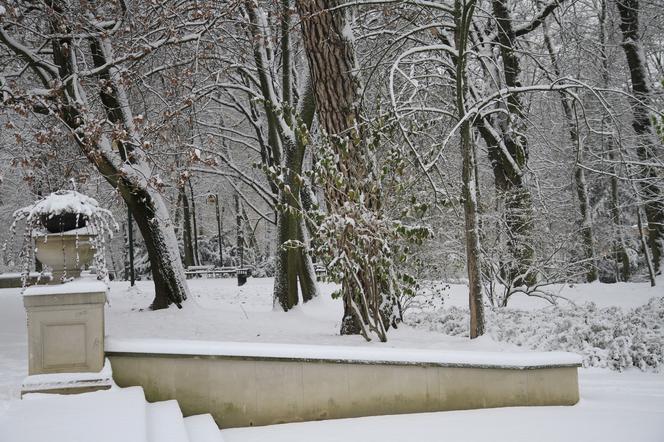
0;386;148;442
146;399;191;442
184;414;225;442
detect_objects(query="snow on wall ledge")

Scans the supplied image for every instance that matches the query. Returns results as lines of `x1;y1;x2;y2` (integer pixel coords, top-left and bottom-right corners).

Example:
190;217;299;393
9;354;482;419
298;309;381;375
105;337;582;369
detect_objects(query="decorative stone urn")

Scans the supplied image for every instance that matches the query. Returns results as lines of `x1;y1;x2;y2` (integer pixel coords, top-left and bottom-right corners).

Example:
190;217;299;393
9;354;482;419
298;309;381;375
10;190;117;285
35;228;97;283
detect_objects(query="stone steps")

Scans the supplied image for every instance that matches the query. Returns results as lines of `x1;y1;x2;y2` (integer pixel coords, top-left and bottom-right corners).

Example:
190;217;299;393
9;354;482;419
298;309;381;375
0;386;223;442
147;400;191;442
185;414;226;442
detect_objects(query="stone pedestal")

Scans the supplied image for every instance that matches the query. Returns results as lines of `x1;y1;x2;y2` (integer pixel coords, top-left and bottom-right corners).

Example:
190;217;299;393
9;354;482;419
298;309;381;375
23;281;107;375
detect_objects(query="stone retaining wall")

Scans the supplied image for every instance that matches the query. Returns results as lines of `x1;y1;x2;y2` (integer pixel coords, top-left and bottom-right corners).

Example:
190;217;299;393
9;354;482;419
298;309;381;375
106;340;580;428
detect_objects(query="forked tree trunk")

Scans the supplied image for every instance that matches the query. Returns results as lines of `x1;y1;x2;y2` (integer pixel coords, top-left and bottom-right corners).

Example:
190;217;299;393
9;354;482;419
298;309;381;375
243;0;318;309
616;0;664;273
273;131;319;308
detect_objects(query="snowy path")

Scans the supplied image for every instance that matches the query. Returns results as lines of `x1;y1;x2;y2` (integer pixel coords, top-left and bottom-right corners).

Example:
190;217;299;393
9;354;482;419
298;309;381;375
221;370;664;442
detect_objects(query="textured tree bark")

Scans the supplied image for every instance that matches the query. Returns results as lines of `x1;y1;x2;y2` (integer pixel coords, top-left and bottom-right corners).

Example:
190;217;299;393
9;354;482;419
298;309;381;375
616;0;664;273
295;0;386;336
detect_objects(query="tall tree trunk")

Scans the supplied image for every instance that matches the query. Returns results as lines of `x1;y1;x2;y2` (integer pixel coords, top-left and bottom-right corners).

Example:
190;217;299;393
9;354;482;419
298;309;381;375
543;23;597;282
296;0;389;339
189;180;200;265
478;0;536;287
616;0;664;273
598;0;630;281
455;0;485;338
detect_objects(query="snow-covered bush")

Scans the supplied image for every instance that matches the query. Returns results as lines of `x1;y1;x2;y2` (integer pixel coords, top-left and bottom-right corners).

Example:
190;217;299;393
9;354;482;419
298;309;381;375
305;120;431;341
252;257;275;278
405;297;664;371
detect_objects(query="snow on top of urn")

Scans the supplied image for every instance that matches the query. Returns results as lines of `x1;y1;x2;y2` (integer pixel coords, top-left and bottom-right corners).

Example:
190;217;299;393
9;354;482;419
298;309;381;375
13;190;108;220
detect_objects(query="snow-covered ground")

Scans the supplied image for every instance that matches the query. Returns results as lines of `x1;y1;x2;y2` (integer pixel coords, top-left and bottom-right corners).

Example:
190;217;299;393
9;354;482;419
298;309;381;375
1;277;663;440
103;278;523;351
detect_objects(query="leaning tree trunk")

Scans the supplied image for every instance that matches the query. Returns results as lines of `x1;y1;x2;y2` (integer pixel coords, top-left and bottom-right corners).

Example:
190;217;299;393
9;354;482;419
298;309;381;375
616;0;664;273
296;0;390;338
87;37;190;308
2;1;190;309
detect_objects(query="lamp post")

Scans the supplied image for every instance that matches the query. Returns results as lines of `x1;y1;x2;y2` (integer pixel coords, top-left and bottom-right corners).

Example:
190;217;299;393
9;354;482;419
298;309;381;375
208;193;223;268
127;209;135;286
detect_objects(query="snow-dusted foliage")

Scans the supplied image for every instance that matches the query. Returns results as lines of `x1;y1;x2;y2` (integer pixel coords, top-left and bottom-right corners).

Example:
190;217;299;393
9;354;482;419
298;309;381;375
308;124;432;341
406;297;664;371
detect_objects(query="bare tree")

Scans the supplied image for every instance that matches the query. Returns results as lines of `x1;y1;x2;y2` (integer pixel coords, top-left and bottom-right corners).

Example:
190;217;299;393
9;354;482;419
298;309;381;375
0;1;229;307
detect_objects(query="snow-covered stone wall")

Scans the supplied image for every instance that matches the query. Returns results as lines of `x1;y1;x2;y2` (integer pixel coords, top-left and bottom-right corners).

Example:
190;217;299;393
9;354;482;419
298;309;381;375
106;338;580;428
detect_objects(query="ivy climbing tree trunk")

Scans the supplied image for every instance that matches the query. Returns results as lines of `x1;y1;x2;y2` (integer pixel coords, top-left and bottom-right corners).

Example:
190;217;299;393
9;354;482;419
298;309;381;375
272;79;319;308
296;0;396;340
